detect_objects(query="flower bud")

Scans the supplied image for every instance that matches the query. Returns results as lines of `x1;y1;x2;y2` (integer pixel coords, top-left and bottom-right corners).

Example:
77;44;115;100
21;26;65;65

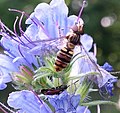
19;65;34;81
11;66;34;86
75;81;91;103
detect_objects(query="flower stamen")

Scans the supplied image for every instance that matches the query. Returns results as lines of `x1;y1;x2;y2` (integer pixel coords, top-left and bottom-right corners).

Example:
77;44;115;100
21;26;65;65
77;0;87;23
13;16;31;48
19;12;25;34
0;19;25;46
18;44;31;66
0;20;16;36
0;43;16;58
8;8;50;39
19;12;36;47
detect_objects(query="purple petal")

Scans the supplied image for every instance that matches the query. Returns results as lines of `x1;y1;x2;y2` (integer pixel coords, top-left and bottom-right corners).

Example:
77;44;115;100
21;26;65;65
87;65;117;96
28;0;76;39
70;51;97;76
0;54;18;71
34;3;51;21
0;80;7;90
70;95;80;108
101;62;113;72
76;106;91;113
34;3;58;38
50;0;68;16
24;24;39;42
81;34;93;51
0;54;19;90
48;91;80;112
1;37;19;57
25;0;81;43
25;13;35;24
7;90;52;113
67;15;78;30
100;77;117;96
50;0;68;35
96;66;117;88
0;67;12;83
56;110;66;113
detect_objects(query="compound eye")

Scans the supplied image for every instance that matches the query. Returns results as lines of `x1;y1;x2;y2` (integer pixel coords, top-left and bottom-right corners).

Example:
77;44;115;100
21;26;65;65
71;25;78;32
79;25;84;35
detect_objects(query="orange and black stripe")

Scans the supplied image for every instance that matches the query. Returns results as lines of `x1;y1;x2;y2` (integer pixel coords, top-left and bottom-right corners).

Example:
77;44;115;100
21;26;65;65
54;46;74;71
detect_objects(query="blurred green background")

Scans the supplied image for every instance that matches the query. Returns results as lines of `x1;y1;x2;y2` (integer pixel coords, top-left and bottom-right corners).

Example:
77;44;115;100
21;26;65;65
0;0;120;113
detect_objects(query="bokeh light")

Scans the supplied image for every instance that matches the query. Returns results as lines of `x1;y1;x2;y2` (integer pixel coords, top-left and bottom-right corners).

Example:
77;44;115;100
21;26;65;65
101;14;117;27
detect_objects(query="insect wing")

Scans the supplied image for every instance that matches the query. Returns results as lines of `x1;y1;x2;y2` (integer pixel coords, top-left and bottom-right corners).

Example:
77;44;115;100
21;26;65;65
70;34;113;98
27;36;66;56
70;34;98;76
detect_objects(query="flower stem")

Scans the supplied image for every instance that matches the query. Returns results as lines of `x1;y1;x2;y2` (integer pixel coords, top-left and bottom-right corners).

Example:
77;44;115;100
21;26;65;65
0;102;15;113
0;106;8;113
97;105;100;113
83;106;89;113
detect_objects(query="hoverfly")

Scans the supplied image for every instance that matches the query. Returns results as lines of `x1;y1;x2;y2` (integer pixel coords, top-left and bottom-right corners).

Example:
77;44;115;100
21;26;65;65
27;20;85;71
54;23;84;71
26;0;87;71
22;0;98;73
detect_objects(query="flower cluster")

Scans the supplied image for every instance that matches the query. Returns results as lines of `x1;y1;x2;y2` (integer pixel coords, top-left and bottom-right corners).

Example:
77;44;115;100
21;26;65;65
0;0;118;113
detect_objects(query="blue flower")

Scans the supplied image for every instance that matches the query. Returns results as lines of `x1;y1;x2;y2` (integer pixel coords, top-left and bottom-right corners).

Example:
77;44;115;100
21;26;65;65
47;91;91;113
0;0;81;90
90;65;117;96
101;62;113;72
0;36;40;90
76;106;91;113
7;90;53;113
25;0;84;55
25;0;82;39
0;54;18;90
99;76;117;96
70;34;97;76
69;34;117;96
7;90;91;113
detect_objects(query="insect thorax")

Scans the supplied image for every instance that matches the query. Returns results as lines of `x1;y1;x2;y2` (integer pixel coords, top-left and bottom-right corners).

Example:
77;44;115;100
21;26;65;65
66;42;75;49
66;33;80;45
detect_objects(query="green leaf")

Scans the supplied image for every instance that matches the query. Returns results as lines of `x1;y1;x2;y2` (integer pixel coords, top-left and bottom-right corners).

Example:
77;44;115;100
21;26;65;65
46;78;55;87
44;57;55;70
64;55;85;72
34;73;51;80
69;71;99;80
81;100;117;106
75;81;92;103
35;67;52;74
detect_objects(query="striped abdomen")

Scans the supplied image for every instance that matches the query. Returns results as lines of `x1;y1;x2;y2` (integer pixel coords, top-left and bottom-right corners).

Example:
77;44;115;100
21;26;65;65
54;42;75;71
